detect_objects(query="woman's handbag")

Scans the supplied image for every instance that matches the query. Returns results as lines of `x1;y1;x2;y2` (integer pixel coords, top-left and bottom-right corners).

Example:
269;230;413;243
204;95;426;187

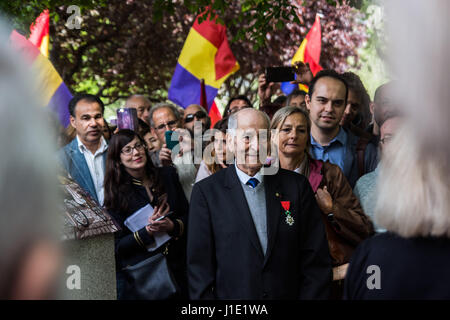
122;244;180;300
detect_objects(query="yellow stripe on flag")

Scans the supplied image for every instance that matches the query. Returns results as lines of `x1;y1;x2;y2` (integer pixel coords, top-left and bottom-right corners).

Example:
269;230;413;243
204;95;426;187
291;38;309;93
39;34;49;57
178;28;233;88
32;54;63;105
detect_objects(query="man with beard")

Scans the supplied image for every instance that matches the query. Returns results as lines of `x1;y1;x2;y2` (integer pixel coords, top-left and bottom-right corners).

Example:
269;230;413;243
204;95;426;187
58;94;108;205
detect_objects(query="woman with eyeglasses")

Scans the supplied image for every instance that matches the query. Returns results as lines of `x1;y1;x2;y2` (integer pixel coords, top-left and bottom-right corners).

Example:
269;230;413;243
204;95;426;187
104;129;189;300
195;117;232;183
270;106;374;299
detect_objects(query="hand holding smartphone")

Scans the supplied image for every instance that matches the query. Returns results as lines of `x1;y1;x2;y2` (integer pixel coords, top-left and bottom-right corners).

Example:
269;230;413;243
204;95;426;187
165;130;179;150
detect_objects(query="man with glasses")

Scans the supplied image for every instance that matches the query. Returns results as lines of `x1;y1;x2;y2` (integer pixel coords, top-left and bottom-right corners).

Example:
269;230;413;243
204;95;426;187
183;104;211;135
354;114;403;233
148;103;198;201
222;95;253;117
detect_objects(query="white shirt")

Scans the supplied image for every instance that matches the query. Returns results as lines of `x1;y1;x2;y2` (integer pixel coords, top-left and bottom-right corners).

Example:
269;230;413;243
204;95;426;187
234;163;264;186
76;135;108;205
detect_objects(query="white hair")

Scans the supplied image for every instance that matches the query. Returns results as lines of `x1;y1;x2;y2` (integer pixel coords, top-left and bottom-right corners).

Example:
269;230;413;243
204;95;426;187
227;108;270;137
374;0;450;238
0;22;60;295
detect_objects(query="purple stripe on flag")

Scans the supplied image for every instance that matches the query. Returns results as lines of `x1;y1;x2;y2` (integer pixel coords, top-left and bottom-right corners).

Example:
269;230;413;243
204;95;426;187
48;82;72;128
168;63;217;111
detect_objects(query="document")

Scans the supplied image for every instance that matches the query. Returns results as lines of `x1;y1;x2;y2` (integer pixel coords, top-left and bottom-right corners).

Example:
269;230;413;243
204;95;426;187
124;204;171;252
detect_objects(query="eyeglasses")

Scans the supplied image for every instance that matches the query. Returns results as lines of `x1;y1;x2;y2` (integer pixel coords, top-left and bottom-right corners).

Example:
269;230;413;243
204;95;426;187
184;111;207;123
155;120;178;131
121;142;145;155
380;135;393;145
227;105;251;115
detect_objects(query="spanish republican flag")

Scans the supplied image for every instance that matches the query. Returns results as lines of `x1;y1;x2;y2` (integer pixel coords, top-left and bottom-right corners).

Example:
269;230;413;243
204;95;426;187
28;10;50;57
168;12;239;122
282;15;323;94
10;30;72;128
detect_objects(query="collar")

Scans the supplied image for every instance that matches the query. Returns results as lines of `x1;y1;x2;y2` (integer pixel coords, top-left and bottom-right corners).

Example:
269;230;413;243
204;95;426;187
311;126;347;147
234;163;264;185
76;135;108;155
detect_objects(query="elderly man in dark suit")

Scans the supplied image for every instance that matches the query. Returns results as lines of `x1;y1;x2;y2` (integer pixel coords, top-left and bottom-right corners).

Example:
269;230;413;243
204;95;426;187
187;108;332;300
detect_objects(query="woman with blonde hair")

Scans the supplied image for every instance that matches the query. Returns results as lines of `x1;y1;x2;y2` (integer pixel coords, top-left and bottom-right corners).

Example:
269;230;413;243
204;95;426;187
270;106;374;299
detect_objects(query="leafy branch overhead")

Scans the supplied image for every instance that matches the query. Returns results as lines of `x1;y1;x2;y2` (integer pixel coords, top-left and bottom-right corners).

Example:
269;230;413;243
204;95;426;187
1;0;368;105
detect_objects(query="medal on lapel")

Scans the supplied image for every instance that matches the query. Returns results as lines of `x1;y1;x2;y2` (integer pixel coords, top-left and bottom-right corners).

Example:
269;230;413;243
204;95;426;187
280;201;294;226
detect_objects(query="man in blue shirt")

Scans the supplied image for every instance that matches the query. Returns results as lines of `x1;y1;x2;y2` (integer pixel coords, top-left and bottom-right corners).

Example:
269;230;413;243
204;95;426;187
305;70;377;187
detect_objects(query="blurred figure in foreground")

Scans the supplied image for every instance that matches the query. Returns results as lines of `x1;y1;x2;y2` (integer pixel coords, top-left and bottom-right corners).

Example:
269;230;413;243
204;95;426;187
0;22;61;299
344;0;450;299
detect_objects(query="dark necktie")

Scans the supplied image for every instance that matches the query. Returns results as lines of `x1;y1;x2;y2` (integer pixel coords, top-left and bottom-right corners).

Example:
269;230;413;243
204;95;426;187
246;177;260;189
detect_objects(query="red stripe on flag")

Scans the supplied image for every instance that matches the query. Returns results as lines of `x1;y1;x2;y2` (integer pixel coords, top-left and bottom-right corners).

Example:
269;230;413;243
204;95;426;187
9;30;41;62
304;16;322;75
208;101;222;128
192;12;238;80
29;9;49;48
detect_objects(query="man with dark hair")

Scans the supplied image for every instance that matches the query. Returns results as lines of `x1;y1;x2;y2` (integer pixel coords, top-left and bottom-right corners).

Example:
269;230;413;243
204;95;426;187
222;95;253;117
340;72;371;134
59;93;108;204
305;70;377;188
286;89;307;109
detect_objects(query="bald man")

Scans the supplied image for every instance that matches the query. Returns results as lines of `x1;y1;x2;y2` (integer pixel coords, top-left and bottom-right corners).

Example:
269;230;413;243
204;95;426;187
187;108;332;300
125;95;152;124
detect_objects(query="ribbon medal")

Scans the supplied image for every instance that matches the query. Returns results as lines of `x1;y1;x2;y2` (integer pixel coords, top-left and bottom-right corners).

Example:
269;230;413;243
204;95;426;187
280;201;294;226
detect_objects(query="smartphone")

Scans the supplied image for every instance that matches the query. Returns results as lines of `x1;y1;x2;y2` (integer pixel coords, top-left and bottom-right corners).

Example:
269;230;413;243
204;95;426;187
265;66;296;82
116;108;139;132
165;130;179;150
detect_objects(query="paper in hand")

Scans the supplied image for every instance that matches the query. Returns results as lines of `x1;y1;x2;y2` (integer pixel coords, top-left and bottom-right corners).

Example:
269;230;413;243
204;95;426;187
124;204;171;252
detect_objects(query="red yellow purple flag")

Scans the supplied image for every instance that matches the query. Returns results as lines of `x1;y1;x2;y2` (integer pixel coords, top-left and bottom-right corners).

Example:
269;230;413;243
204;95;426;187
281;15;323;94
10;30;72;127
168;11;239;120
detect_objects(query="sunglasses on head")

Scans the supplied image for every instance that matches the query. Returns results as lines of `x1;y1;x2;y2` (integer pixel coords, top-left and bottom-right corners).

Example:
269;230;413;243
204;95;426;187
184;111;207;123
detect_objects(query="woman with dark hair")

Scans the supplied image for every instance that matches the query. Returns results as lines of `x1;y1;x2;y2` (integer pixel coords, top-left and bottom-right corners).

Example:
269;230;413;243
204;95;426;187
195;117;232;182
270;106;374;299
104;129;188;299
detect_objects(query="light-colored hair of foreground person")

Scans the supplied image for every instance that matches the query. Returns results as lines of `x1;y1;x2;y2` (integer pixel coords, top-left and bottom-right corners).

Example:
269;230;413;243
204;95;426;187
374;0;450;238
0;22;60;296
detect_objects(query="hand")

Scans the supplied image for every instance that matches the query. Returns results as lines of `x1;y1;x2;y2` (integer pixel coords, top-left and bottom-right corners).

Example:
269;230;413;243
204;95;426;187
146;201;173;234
290;61;313;86
258;73;275;105
159;145;173;166
174;128;193;156
315;186;333;214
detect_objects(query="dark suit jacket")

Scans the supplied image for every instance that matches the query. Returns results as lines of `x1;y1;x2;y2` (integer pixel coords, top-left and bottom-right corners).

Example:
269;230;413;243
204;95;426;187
187;166;332;300
58;138;107;203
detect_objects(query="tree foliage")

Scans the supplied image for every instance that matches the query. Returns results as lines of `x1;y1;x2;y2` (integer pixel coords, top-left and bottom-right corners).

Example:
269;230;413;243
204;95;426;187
2;0;368;106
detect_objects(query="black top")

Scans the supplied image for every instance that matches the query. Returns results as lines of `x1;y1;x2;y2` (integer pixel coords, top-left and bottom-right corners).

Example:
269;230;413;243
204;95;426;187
108;166;189;294
344;232;450;299
188;165;332;299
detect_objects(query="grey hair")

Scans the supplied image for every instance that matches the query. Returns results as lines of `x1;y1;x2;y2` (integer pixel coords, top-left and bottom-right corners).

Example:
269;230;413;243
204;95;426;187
148;102;182;128
374;0;450;238
227;108;270;137
0;22;60;295
125;94;151;106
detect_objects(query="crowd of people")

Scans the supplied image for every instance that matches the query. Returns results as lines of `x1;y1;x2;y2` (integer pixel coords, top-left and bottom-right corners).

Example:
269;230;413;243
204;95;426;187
3;1;450;300
54;60;416;300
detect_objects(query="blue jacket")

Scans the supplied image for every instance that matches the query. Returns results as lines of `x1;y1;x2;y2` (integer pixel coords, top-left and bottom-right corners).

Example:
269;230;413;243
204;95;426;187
58;138;107;204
